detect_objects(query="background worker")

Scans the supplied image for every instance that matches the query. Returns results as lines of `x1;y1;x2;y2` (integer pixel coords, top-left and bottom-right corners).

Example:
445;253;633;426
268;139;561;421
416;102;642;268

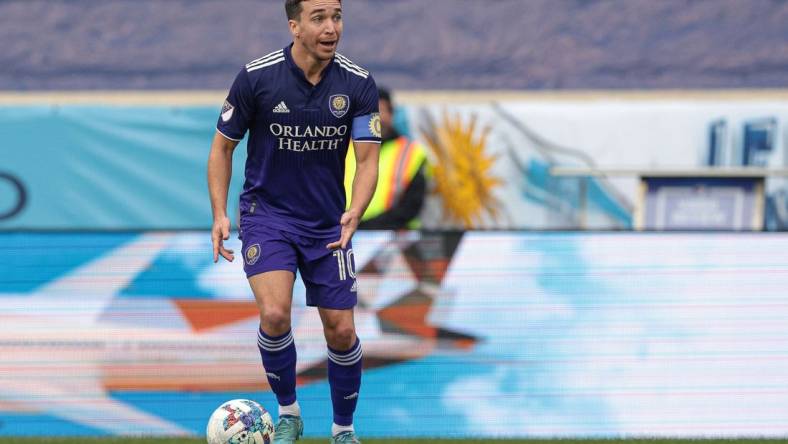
345;87;429;230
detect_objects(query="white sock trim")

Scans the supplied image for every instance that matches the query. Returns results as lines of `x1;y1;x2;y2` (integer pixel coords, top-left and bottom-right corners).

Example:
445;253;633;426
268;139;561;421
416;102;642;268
258;330;295;352
327;342;363;366
332;422;354;437
279;400;301;417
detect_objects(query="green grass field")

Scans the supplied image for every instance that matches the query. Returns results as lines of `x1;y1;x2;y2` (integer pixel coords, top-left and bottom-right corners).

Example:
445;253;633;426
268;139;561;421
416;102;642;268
1;439;788;444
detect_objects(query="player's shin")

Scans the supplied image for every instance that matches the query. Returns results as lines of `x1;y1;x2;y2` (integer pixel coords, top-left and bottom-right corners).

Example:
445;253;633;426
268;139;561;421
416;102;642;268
327;337;363;430
257;327;299;412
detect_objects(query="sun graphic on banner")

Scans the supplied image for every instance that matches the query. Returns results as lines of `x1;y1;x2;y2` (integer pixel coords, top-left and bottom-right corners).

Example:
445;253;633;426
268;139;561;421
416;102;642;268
421;112;503;228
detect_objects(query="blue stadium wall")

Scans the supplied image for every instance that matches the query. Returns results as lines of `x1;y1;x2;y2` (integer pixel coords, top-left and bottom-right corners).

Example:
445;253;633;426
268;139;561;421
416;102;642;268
0;105;242;229
1;231;788;437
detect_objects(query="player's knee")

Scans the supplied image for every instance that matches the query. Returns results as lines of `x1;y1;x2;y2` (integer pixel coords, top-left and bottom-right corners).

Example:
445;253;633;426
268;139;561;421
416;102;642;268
326;325;356;350
259;308;291;335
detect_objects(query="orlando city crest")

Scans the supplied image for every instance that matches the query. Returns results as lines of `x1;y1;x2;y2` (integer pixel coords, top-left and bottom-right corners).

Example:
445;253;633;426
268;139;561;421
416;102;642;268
369;112;382;138
329;94;350;118
245;243;261;266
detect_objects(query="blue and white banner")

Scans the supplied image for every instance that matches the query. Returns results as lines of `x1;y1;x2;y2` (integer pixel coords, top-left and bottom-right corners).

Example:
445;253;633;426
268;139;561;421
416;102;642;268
0;106;246;229
1;231;787;437
2;98;788;230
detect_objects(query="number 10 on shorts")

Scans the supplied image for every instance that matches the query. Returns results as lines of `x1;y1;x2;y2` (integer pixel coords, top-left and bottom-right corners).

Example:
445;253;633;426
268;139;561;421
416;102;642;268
333;249;356;281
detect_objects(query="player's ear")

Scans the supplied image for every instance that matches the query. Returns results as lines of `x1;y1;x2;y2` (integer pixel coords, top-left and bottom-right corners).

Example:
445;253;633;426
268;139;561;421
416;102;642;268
288;19;300;40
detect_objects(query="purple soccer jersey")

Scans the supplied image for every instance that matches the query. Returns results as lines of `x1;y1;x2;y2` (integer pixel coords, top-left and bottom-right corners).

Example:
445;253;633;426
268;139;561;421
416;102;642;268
217;44;381;238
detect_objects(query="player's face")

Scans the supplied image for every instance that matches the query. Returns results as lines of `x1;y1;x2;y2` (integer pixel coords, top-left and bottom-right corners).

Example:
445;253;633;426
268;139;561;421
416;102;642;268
291;0;343;61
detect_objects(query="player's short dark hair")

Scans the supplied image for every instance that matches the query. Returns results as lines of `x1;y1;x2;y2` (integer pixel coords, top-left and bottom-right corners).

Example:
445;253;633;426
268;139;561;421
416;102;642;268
378;87;393;112
285;0;342;21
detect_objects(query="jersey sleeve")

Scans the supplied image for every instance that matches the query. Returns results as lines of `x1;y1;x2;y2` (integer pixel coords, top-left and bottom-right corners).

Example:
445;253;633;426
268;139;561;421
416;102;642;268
216;68;255;141
351;76;382;144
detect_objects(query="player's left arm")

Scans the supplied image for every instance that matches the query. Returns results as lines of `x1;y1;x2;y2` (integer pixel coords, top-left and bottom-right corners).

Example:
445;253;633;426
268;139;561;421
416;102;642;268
328;141;379;250
327;77;382;250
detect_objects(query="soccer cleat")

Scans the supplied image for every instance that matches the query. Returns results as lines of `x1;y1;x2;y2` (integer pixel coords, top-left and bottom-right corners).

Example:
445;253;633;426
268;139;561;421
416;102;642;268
273;415;303;443
330;431;361;443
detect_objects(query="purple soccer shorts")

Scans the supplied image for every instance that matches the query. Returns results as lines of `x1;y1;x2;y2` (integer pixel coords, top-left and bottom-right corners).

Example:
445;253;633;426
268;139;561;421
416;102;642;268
239;223;357;309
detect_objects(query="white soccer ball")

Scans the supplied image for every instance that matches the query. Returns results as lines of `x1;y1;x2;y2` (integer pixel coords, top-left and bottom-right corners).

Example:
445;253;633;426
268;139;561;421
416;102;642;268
206;399;275;444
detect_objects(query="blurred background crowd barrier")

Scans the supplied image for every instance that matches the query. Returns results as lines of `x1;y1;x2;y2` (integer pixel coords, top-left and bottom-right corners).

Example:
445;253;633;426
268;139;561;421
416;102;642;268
4;92;788;230
2;0;788;439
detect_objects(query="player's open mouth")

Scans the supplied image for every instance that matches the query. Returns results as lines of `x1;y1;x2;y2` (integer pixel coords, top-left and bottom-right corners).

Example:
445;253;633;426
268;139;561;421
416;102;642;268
319;41;337;50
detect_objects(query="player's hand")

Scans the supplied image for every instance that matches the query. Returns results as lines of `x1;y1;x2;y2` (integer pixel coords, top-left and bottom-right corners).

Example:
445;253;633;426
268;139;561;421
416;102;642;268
326;210;360;250
211;215;235;263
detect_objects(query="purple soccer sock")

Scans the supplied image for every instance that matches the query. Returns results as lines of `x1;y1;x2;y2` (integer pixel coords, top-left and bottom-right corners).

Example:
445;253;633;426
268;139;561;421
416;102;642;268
257;327;297;407
327;337;363;426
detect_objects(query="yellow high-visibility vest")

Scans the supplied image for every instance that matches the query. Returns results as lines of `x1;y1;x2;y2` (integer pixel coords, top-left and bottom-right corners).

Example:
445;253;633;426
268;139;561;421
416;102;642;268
345;136;427;221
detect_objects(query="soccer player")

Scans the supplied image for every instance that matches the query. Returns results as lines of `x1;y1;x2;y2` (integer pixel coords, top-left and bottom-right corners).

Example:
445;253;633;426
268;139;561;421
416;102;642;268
207;1;380;443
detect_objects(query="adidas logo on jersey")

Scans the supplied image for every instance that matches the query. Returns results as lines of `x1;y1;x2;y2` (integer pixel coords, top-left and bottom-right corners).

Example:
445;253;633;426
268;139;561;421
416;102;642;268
273;101;290;113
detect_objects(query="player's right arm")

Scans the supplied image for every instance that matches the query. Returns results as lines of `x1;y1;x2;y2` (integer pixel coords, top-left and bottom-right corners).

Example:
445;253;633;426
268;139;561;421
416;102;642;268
208;67;256;263
208;132;239;263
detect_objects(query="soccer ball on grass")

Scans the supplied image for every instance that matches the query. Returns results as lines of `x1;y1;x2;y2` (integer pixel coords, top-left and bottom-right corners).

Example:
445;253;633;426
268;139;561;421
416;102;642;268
206;399;275;444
